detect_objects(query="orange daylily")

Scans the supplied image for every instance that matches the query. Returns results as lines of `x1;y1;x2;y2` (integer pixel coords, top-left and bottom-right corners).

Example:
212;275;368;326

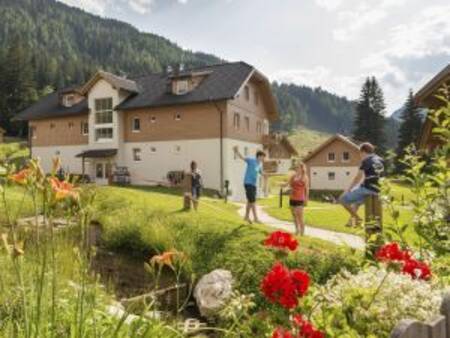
49;177;79;200
9;168;32;185
150;249;186;269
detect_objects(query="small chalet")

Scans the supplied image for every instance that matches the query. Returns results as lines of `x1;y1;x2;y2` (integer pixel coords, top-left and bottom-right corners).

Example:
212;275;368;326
303;134;360;191
415;64;450;152
263;133;298;174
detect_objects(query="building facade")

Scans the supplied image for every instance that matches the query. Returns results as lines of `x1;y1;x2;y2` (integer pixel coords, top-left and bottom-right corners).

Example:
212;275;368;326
303;134;360;191
415;63;450;152
17;62;282;201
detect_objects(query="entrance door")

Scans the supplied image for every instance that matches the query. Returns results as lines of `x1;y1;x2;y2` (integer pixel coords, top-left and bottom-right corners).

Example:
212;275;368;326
95;161;112;185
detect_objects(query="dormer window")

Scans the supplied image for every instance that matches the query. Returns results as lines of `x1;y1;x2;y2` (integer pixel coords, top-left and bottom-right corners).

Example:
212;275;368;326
62;94;75;107
175;80;189;95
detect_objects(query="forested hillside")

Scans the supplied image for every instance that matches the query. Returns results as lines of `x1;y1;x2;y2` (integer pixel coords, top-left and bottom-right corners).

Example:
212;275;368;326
0;0;397;147
272;82;356;134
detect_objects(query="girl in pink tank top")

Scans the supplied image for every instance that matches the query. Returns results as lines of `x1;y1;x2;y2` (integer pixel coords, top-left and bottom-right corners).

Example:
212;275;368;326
288;162;309;235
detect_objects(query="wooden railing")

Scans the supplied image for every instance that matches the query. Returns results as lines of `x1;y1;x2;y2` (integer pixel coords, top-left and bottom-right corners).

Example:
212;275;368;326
391;294;450;338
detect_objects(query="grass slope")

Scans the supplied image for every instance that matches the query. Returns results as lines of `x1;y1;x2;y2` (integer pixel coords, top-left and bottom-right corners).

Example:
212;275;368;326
288;127;331;158
93;186;361;298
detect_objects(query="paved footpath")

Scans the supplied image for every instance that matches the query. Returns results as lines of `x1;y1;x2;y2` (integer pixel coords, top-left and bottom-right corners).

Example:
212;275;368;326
237;204;365;250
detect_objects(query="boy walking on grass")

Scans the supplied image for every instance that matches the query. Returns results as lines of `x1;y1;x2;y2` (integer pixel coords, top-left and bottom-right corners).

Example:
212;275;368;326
340;142;384;227
233;146;266;224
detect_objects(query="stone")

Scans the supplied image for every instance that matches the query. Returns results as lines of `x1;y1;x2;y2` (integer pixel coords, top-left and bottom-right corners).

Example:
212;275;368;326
194;269;233;318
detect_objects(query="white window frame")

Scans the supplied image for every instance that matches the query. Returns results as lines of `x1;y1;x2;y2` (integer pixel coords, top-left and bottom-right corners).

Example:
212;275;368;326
342;151;350;162
327;152;336;163
132;148;142;162
176;80;189;95
256;121;262;134
132;117;141;133
81;122;89;136
95;128;113;143
63;94;75;107
233;113;240;130
94;97;114;142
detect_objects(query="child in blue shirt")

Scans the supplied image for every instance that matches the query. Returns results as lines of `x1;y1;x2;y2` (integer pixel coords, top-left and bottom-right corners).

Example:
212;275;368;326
233;146;266;223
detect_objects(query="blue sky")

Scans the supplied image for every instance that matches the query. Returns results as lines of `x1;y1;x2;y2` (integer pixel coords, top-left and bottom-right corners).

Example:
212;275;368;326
59;0;450;113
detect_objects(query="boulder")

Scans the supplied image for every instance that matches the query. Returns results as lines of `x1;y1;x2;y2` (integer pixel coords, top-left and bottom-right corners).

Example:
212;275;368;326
194;269;233;318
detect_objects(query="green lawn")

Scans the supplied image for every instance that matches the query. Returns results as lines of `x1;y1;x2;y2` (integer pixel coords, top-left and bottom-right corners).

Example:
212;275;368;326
259;181;419;243
0;186;35;225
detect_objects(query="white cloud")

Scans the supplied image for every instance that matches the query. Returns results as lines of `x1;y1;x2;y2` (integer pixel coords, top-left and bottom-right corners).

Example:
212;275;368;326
128;0;154;14
126;0;189;14
332;0;407;41
314;0;343;11
360;4;450;109
58;0;112;15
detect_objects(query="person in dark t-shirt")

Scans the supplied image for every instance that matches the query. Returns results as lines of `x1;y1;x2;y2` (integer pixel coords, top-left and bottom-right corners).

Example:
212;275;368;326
190;161;203;211
339;142;384;227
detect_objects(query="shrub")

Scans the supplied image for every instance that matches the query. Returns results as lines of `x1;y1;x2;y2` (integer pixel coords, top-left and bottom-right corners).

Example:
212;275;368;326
308;267;444;337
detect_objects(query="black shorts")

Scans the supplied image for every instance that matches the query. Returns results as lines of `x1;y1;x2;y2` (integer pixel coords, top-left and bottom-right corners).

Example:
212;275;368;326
191;186;201;200
289;199;305;207
244;184;257;203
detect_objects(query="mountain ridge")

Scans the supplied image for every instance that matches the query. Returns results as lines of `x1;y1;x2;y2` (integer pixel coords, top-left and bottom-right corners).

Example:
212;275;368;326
0;0;398;147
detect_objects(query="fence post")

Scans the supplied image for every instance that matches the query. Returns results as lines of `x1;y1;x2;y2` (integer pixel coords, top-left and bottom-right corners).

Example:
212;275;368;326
390;320;428;338
279;187;283;208
440;293;450;338
364;194;383;255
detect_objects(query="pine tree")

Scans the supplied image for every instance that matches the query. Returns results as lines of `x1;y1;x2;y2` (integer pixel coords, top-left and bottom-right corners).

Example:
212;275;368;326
0;38;38;135
353;77;387;153
396;90;423;170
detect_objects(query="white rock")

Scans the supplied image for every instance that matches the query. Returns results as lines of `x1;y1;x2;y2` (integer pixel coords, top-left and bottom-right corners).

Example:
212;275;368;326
194;269;233;318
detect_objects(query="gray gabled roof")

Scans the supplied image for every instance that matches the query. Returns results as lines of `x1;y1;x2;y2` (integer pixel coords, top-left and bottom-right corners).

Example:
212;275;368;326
16;62;262;121
79;70;139;95
15;91;88;121
117;62;254;110
302;134;359;162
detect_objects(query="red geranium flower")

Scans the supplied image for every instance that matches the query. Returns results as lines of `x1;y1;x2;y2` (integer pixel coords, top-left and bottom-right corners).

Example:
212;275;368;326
375;242;410;262
402;258;432;280
272;327;294;338
291;269;310;297
293;314;325;338
264;231;298;252
376;242;432;281
261;262;310;309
